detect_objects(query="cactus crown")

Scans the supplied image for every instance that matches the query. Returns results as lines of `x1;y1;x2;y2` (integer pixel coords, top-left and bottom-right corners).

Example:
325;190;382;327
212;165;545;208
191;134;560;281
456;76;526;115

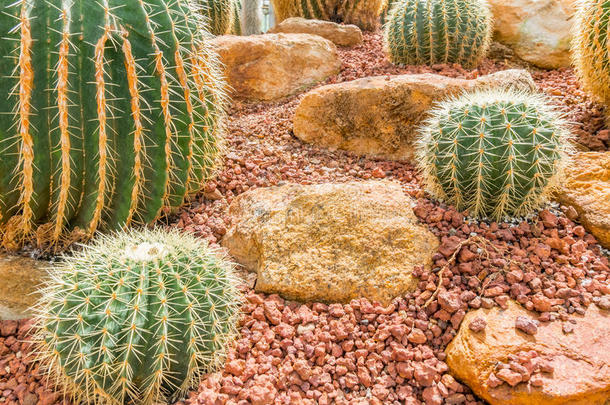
572;0;610;105
33;229;241;405
383;0;492;68
0;0;227;251
416;89;573;220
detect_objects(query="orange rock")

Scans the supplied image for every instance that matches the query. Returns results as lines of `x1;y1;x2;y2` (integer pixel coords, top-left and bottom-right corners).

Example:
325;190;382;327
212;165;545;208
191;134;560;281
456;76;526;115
268;17;363;47
557;152;610;249
222;181;438;304
0;255;48;320
210;33;340;101
445;300;610;405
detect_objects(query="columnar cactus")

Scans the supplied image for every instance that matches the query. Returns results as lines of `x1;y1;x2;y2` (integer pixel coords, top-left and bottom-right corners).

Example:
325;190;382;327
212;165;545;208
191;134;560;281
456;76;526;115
573;0;610;107
270;0;386;30
232;0;244;35
240;0;264;35
200;0;235;35
416;89;572;220
34;229;241;405
383;0;492;67
0;0;226;250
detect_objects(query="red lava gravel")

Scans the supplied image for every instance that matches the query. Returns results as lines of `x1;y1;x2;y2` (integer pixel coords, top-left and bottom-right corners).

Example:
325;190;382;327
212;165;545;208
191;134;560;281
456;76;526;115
1;31;609;405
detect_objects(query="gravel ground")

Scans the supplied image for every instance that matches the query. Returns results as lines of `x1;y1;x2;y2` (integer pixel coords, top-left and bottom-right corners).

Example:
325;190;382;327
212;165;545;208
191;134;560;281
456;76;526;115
1;31;609;405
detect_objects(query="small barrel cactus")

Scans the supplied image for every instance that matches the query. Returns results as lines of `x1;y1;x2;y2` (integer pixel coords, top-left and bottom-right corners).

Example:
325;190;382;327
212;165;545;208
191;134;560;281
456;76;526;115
200;0;235;35
573;0;610;107
0;0;226;250
34;229;241;405
383;0;492;67
416;89;572;220
270;0;385;30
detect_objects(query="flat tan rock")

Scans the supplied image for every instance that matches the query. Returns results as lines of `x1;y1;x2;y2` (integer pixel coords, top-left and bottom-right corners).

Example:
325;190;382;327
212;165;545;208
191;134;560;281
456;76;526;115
446;300;610;405
211;33;340;101
489;0;575;69
293;69;536;161
269;17;362;47
0;255;48;320
222;181;439;304
557;152;610;249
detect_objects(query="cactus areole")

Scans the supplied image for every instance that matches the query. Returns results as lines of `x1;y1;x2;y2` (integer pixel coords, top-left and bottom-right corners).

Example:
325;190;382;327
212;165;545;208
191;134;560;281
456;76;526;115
0;0;227;251
383;0;492;67
34;229;241;405
416;89;572;220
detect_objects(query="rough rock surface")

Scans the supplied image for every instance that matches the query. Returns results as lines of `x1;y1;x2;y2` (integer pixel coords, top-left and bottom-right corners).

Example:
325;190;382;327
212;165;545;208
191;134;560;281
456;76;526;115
0;256;48;320
557;152;610;249
489;0;575;69
211;33;341;101
268;17;363;47
446;300;610;405
294;69;536;161
222;181;439;304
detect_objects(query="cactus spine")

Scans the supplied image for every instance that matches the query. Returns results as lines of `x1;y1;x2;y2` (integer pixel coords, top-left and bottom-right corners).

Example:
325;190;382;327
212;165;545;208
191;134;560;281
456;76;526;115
416;89;572;220
34;229;241;405
0;0;227;250
383;0;492;67
270;0;385;30
573;0;610;107
200;0;235;35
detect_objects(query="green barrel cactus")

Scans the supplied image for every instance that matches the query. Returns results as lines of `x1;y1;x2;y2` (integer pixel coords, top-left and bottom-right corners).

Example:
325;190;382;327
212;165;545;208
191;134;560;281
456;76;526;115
573;0;610;107
383;0;492;67
0;0;227;250
200;0;235;35
34;229;241;405
270;0;386;30
416;89;573;220
232;0;244;35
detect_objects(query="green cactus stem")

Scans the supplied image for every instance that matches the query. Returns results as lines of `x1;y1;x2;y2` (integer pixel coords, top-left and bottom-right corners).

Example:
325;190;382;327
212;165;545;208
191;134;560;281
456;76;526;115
573;0;610;108
0;0;227;251
383;0;492;67
34;229;242;405
200;0;235;35
416;89;573;220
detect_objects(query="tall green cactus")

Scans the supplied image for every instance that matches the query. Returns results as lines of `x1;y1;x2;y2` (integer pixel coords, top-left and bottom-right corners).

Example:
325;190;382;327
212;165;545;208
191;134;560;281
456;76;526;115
34;229;241;405
573;0;610;107
200;0;235;35
0;0;227;251
383;0;492;67
270;0;385;30
232;0;244;35
416;89;572;220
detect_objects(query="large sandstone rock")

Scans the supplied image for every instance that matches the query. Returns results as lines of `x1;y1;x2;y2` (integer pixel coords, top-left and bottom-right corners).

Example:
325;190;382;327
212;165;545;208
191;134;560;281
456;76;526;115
211;34;341;101
268;17;363;47
446;300;610;405
222;181;439;304
0;255;48;320
294;69;536;161
557;152;610;249
489;0;575;69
